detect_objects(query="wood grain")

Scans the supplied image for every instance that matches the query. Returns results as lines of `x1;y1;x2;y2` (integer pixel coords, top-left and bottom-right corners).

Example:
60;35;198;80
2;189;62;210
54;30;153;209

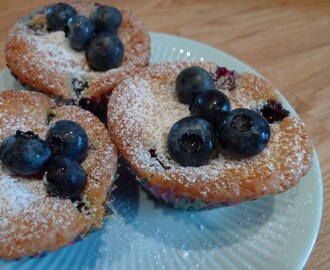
0;0;329;269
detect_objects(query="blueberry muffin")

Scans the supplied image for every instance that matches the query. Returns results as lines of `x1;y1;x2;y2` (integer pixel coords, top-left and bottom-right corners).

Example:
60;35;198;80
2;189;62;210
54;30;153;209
0;90;117;259
107;61;313;210
5;2;150;117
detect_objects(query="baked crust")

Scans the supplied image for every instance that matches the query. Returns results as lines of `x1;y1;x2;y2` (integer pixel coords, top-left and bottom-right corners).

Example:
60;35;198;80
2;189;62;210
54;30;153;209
107;61;313;203
0;90;118;259
5;2;150;100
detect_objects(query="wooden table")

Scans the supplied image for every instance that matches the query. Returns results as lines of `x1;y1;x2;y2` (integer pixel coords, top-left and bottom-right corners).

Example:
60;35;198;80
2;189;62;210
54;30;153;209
0;0;329;269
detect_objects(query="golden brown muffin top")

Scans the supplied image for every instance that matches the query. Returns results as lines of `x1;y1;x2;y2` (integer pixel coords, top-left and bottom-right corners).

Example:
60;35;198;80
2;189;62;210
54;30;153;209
0;90;117;259
5;2;150;100
107;61;312;203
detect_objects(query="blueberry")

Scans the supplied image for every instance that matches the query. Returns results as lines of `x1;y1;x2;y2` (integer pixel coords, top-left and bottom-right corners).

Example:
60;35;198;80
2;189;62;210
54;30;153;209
176;66;214;105
91;5;122;35
167;117;218;167
66;15;94;51
46;3;77;32
45;120;88;162
86;33;124;71
259;100;290;124
215;108;270;157
44;156;87;199
190;90;231;125
0;131;51;175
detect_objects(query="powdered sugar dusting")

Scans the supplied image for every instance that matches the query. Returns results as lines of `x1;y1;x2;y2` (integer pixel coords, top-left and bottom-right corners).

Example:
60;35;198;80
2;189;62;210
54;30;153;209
27;31;90;75
0;170;46;216
6;2;151;99
108;61;313;202
0;90;117;258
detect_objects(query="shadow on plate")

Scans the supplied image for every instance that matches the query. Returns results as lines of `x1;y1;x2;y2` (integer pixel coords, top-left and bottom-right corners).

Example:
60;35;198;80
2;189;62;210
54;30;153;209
90;162;277;270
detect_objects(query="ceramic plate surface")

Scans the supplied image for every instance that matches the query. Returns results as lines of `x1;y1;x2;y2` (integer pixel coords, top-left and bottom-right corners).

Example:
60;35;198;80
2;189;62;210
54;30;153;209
0;32;323;270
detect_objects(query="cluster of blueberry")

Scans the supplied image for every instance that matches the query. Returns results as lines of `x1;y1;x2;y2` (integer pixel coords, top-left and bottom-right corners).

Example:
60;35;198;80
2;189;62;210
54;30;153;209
167;66;271;167
0;120;89;199
46;2;124;71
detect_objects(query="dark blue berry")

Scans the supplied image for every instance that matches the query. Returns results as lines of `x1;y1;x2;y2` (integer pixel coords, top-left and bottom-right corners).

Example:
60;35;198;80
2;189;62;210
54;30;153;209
46;3;77;32
0;131;51;175
216;108;270;157
176;66;214;105
86;33;124;71
190;90;231;125
66;15;94;51
45;120;88;162
91;5;122;35
167;117;218;167
72;78;89;96
44;156;87;199
259;100;290;124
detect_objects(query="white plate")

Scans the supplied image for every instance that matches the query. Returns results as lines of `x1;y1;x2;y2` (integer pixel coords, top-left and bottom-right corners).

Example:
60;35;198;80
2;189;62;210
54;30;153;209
0;32;323;270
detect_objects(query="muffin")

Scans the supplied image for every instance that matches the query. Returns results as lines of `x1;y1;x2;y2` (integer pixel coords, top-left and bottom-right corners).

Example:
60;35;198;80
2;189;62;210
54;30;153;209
107;61;313;210
5;2;151;118
0;90;118;259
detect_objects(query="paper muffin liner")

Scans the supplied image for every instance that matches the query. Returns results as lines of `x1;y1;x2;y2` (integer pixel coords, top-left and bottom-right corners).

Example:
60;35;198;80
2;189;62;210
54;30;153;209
137;178;241;211
115;157;241;211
